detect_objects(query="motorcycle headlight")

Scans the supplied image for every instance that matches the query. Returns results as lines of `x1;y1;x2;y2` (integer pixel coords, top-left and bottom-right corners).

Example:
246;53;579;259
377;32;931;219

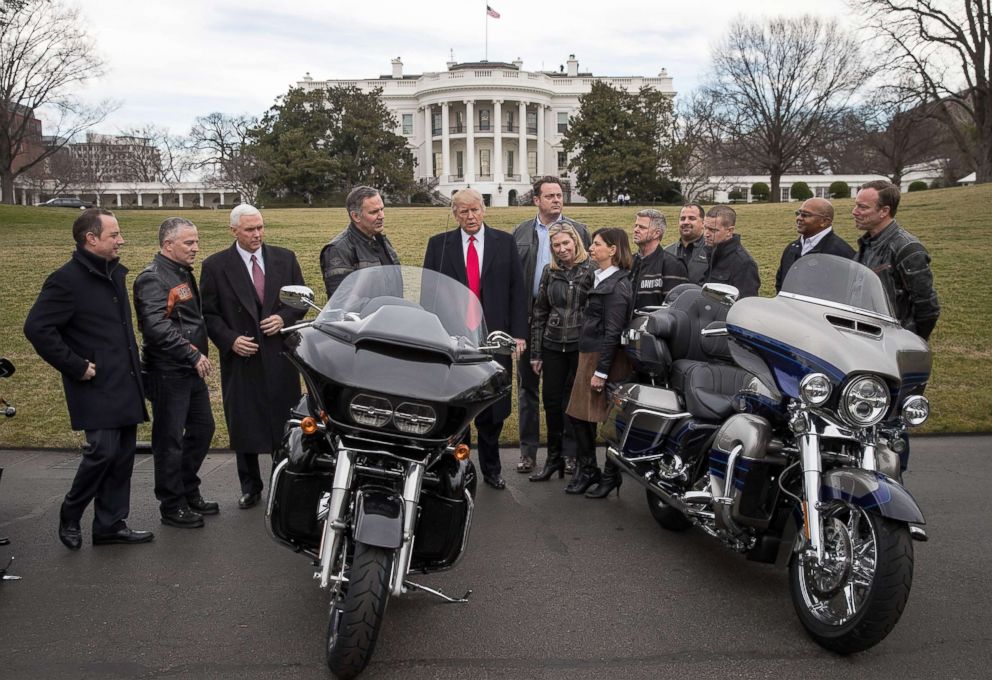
799;373;832;406
902;395;930;426
393;402;437;435
839;376;890;427
349;394;392;428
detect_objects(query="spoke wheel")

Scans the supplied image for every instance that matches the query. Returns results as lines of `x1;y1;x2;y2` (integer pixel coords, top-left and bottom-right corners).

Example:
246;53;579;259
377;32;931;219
789;501;914;654
326;541;394;678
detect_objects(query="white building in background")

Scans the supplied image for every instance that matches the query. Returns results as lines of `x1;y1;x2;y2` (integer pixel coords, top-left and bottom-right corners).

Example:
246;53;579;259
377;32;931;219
299;55;676;206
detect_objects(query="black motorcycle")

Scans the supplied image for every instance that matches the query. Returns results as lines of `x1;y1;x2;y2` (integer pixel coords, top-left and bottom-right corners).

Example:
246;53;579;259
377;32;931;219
265;266;515;678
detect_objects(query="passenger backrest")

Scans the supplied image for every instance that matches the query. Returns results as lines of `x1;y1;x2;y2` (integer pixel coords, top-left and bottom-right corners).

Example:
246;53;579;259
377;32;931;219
645;285;732;363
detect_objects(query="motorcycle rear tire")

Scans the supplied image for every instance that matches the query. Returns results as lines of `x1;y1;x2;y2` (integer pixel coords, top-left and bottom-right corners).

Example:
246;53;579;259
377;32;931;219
645;489;692;532
789;503;914;654
326;541;394;679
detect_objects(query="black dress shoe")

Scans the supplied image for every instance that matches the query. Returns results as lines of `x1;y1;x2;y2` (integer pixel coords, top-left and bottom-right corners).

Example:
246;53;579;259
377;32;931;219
58;505;82;551
482;474;506;490
187;495;220;515
161;507;205;528
92;525;155;545
238;492;261;509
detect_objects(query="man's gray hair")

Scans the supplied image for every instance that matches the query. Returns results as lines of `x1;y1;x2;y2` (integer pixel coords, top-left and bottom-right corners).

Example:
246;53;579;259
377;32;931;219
636;208;667;235
346;186;381;220
230;203;262;227
159;217;196;246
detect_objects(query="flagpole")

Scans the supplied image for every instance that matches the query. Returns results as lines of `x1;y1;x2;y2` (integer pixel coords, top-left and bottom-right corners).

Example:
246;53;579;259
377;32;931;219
485;2;488;61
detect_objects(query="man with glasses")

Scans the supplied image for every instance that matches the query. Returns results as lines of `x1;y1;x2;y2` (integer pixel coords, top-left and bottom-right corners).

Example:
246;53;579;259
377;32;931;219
774;197;855;292
512;176;589;474
702;205;760;297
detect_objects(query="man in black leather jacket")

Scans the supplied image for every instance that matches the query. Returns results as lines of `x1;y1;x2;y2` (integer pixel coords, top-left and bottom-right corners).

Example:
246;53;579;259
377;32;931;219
630;208;688;309
702;205;761;298
320;186;399;298
133;217;217;529
853;180;940;340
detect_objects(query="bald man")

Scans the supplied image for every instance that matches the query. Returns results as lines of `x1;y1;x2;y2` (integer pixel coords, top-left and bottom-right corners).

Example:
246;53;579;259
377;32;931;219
774;197;855;292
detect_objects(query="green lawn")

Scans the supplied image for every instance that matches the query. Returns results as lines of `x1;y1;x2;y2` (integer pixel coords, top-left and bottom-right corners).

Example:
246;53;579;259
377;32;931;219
1;184;990;448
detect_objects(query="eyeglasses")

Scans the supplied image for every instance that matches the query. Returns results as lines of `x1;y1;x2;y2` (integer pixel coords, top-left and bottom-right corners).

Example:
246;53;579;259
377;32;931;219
795;210;828;219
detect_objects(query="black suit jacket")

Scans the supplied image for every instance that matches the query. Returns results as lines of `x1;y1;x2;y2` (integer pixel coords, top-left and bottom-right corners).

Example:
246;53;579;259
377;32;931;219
775;229;856;292
200;242;306;452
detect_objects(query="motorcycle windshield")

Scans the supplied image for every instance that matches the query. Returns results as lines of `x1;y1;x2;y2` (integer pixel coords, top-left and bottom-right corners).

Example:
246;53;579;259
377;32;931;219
313;266;489;356
779;254;896;321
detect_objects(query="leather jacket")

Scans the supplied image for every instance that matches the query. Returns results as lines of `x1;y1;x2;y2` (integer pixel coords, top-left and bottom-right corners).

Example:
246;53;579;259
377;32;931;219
530;259;595;358
856;220;940;339
513;215;589;313
133;253;208;374
320;222;399;298
578;270;633;375
704;234;761;298
631;246;688;310
664;235;708;286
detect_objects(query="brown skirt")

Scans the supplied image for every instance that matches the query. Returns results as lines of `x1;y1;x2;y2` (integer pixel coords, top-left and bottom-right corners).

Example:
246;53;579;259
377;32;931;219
565;349;632;423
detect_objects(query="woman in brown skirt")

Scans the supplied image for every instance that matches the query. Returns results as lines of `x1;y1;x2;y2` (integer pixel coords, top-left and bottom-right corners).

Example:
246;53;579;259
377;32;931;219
564;227;633;495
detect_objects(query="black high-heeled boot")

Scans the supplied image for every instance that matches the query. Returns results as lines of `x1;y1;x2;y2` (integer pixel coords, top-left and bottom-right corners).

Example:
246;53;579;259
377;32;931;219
585;460;622;498
564;465;601;495
529;449;565;481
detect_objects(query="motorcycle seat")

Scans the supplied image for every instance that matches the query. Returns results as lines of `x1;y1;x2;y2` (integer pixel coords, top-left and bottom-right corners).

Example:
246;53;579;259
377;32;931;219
670;359;754;421
644;286;731;364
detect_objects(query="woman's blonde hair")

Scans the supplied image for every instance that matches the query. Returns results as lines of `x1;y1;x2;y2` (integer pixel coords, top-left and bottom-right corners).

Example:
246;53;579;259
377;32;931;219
547;223;589;269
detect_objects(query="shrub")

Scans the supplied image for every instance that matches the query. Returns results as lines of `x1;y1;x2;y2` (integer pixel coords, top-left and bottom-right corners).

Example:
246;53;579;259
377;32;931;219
750;182;770;201
828;181;850;199
790;182;813;200
728;189;744;203
908;181;928;192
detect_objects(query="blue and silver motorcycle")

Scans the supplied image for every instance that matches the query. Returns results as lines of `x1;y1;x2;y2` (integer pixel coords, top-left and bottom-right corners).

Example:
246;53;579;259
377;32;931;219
605;254;930;653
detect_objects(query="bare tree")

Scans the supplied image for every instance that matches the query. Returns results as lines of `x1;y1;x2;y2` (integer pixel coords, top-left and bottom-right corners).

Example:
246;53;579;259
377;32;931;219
0;0;115;203
862;88;947;183
188;112;262;205
119;124;193;196
703;15;864;201
858;0;991;183
669;90;722;201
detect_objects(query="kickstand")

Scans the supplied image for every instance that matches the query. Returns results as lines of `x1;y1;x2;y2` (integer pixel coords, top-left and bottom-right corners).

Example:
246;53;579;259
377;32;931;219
404;579;471;603
1;555;20;582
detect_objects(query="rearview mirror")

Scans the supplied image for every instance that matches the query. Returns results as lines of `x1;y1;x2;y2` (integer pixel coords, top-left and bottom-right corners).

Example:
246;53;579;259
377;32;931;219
0;358;14;378
702;283;739;306
478;330;516;356
279;285;322;312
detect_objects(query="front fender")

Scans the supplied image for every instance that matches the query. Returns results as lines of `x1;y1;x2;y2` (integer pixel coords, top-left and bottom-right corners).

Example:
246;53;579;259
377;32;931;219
353;489;404;549
821;469;925;525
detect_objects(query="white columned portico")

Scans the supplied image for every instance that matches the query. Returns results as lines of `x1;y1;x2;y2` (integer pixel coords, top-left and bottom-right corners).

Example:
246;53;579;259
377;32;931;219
464;100;475;183
537;105;546;177
441;102;451;179
423;105;433;177
493;99;503;182
518;101;527;181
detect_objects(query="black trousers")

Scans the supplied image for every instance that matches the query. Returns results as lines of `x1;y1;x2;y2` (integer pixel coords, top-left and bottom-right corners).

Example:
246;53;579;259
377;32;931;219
541;349;579;458
63;425;138;534
461;414;504;480
236;451;265;495
147;371;215;513
569;417;600;471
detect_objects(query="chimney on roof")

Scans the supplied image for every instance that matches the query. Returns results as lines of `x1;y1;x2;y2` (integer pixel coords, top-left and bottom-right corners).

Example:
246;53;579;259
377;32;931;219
512;57;523;69
567;54;578;77
391;57;403;79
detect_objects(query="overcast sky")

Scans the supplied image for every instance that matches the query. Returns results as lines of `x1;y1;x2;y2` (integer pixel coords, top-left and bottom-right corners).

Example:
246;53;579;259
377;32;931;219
66;0;854;137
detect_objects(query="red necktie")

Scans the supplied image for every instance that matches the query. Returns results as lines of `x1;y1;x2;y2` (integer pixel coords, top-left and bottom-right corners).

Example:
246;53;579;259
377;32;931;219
251;254;265;305
466;236;481;329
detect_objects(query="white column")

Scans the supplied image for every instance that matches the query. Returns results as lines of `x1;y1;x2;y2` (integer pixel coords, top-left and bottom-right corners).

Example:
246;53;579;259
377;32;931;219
464;100;475;182
137;193;143;207
518;101;527;181
157;192;163;207
199;191;204;207
423;105;434;177
220;191;226;205
493;99;503;182
441;102;451;180
95;194;101;207
115;193;122;207
178;192;184;208
537;105;546;177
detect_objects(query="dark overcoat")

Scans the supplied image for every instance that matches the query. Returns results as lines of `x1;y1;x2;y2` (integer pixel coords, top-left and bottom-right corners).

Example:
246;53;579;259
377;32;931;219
423;225;527;422
23;247;147;430
199;243;306;452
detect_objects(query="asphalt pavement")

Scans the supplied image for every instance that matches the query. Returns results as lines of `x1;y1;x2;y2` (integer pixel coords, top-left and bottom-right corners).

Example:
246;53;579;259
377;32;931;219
0;436;989;679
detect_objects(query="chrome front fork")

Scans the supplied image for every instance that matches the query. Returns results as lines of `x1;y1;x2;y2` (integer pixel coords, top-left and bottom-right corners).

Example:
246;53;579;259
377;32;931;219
799;430;825;563
391;462;425;596
315;448;355;589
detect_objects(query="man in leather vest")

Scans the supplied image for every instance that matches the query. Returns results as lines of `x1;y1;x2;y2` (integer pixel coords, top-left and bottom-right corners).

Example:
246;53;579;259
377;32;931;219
133;218;217;529
320;186;399;299
853;180;940;340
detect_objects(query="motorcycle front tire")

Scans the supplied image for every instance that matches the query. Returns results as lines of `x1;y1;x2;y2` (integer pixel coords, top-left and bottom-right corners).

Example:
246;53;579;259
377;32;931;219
789;503;914;654
326;541;394;679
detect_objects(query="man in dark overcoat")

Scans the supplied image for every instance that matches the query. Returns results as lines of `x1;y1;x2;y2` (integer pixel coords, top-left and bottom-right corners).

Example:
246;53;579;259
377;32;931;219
24;209;153;549
423;189;528;490
200;205;306;508
774;197;855;292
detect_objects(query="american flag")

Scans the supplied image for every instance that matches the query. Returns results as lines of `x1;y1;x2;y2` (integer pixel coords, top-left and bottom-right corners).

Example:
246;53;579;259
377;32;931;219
486;5;500;18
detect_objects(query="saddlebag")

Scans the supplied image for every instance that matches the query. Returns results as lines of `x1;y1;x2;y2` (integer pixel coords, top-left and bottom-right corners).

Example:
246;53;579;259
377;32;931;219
601;383;687;456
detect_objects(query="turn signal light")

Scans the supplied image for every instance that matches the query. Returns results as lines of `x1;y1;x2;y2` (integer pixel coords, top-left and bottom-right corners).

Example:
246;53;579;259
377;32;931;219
300;416;319;435
454;444;470;461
